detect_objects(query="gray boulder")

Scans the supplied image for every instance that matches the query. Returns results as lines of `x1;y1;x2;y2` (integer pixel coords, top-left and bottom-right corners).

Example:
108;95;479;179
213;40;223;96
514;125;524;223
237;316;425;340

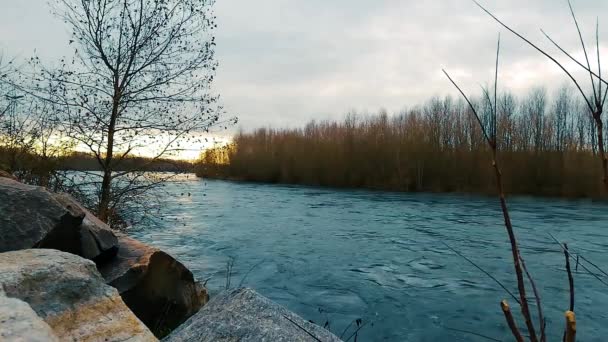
163;287;342;342
0;249;157;342
0;291;60;342
0;177;118;262
53;193;120;262
98;235;208;337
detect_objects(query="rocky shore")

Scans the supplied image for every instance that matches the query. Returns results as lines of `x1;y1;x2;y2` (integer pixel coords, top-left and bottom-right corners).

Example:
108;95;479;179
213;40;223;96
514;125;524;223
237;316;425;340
0;175;341;341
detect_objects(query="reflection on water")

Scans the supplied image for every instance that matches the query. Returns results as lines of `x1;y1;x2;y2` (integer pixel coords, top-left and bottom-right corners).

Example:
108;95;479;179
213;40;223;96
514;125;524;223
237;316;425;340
129;176;608;341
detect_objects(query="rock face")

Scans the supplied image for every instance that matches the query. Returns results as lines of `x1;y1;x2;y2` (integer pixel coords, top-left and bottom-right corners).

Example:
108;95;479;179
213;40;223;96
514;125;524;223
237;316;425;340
0;249;157;342
53;193;120;262
99;235;208;336
0;177;118;262
163;287;342;342
0;292;60;342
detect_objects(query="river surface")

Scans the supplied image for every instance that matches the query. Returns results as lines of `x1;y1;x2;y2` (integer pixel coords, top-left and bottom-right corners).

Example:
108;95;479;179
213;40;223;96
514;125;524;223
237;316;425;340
128;175;608;341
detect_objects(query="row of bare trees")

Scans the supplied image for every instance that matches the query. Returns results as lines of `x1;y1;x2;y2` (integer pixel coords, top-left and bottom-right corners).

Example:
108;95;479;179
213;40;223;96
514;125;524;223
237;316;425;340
198;86;604;197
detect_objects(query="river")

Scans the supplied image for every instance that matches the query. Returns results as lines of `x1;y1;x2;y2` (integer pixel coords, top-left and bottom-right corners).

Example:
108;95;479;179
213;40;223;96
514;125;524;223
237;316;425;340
128;175;608;341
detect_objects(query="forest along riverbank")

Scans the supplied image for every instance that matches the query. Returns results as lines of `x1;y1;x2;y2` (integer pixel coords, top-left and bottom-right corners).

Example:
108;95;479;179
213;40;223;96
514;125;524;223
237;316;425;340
129;177;608;341
196;103;606;198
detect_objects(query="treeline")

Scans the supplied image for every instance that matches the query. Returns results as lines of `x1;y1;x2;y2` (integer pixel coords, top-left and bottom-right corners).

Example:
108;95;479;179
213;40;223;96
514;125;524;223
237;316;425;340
59;152;195;172
197;87;605;198
0;148;195;185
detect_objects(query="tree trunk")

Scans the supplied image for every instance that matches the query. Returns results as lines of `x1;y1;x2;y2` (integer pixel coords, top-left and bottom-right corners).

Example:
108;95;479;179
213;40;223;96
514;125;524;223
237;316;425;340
98;168;112;222
98;91;119;222
594;114;608;195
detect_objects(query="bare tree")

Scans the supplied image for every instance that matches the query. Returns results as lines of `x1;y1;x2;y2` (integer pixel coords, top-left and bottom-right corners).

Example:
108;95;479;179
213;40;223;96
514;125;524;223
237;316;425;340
25;0;234;222
1;59;73;186
530;88;547;153
497;91;516;151
553;86;573;152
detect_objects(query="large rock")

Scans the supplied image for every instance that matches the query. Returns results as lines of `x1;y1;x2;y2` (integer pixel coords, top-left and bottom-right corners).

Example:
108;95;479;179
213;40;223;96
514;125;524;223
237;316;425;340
52;193;120;262
0;249;157;342
0;291;59;342
163;287;342;342
0;177;118;262
98;235;208;337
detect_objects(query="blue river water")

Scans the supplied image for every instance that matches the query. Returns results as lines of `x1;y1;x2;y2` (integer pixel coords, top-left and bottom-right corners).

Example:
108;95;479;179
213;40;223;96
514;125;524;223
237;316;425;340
128;175;608;341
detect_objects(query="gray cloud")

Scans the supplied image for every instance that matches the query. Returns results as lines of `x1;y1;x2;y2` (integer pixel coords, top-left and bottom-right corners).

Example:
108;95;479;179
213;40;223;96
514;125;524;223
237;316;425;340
2;0;608;131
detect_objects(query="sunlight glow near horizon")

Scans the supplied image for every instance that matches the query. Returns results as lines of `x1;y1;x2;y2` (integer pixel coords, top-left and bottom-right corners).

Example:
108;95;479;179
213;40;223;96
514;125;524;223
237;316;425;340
69;133;233;161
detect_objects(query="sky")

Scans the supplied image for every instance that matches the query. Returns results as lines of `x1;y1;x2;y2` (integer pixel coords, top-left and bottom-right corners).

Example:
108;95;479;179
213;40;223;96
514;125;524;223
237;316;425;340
1;0;608;132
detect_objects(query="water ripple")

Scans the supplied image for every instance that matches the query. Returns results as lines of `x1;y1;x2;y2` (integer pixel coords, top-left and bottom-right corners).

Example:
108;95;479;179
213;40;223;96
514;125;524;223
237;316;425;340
129;178;608;342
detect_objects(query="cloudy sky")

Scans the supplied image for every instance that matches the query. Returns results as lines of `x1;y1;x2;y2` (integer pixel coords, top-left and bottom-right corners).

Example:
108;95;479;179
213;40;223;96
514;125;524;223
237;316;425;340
2;0;608;131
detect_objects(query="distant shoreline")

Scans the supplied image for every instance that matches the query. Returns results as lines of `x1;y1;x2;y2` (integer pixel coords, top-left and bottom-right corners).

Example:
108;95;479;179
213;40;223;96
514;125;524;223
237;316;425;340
196;173;605;202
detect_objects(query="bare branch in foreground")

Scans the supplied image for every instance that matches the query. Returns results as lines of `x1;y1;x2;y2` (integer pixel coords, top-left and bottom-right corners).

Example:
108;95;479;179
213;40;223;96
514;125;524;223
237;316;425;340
444;39;540;339
520;256;546;342
564;244;575;312
501;300;524;342
564;311;576;342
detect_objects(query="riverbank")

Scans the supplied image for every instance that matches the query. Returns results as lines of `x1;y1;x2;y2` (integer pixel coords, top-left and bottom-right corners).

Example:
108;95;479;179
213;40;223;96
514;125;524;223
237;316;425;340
0;174;341;341
196;170;606;201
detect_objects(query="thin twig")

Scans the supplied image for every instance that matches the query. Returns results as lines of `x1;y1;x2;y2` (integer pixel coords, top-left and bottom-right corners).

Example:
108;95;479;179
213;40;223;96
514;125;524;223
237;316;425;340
225;257;235;290
237;259;266;288
539;29;608;108
549;233;608;287
339;320;356;339
493;33;500;141
554;239;608;278
442;241;520;304
576;253;608;278
564;244;575;312
472;0;595;113
520;255;546;342
282;314;323;342
443;70;491;145
344;320;369;342
444;326;502;342
597;18;603;105
567;0;598;103
480;85;495;123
